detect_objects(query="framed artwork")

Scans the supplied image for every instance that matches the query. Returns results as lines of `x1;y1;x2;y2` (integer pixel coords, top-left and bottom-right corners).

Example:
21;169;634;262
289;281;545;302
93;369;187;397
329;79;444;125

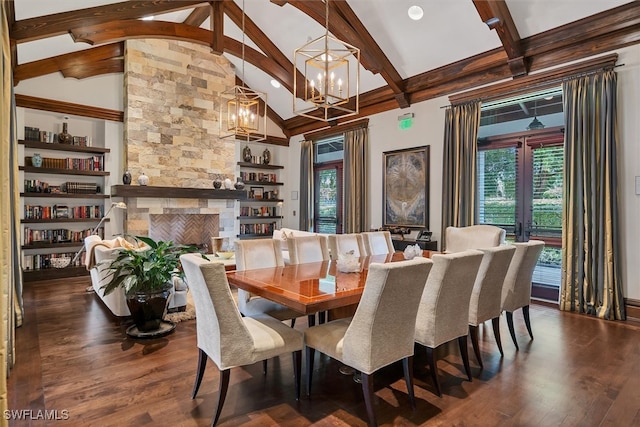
382;145;429;229
250;186;264;199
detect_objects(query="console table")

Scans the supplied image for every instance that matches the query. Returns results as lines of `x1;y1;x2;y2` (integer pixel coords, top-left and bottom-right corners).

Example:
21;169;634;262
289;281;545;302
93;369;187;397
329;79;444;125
392;238;438;252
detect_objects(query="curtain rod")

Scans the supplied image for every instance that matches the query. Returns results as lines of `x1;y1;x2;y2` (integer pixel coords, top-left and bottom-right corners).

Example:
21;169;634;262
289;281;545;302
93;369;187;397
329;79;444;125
441;63;624;109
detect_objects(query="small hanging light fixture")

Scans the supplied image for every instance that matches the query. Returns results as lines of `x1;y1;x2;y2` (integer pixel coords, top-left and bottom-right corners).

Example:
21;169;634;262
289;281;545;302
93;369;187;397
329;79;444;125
220;0;266;142
526;99;545;130
293;0;360;121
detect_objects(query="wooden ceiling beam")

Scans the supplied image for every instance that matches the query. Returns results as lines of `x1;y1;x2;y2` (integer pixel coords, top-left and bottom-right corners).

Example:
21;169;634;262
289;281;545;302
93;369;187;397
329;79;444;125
210;1;224;55
62;57;124;80
10;0;208;43
472;0;526;77
184;4;211;27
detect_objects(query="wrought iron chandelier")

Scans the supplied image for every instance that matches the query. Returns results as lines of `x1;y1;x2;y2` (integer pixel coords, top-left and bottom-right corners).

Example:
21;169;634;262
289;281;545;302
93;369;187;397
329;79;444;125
293;0;360;121
220;0;266;141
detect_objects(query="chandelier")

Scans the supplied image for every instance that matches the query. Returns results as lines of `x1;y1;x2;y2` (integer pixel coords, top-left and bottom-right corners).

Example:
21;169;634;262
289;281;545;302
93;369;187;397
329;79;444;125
293;0;360;121
219;0;266;141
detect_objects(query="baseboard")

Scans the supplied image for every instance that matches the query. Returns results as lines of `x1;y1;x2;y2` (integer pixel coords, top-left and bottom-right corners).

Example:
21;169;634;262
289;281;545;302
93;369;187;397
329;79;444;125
625;298;640;322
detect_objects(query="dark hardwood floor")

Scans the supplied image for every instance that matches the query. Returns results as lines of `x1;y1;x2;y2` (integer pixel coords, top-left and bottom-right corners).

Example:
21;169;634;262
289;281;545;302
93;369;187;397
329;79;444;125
8;276;640;426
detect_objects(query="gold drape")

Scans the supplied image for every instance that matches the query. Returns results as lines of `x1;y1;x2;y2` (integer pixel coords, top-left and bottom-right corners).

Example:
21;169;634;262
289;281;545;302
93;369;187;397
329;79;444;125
343;127;368;233
560;70;625;320
440;102;481;250
299;140;314;231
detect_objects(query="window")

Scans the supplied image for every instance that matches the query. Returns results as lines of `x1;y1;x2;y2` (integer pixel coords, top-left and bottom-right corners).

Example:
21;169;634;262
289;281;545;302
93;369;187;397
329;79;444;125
477;88;564;299
314;136;344;234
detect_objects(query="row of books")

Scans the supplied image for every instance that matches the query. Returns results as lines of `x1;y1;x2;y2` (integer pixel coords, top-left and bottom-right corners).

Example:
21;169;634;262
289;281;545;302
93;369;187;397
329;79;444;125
239;222;276;236
23;180;101;195
239;172;278;183
23;227;103;245
63;182;100;194
26;155;104;171
24;204;104;220
24;126;92;146
239;206;278;217
22;252;82;271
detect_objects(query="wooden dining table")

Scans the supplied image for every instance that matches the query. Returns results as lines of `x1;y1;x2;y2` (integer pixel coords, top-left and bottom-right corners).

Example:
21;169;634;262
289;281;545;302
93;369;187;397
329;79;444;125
226;250;436;316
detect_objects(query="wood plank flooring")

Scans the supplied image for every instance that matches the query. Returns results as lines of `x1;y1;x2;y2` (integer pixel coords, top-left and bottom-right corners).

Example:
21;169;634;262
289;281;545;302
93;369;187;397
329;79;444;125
8;276;640;426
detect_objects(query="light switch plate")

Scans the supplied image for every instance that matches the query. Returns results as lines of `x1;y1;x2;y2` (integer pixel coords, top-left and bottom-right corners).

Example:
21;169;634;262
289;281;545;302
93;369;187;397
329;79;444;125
636;176;640;195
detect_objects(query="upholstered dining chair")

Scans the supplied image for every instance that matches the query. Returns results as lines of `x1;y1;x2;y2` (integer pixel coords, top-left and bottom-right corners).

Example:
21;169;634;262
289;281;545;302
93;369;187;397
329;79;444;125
179;254;303;427
467;245;516;367
305;257;433;427
444;225;506;253
501;240;545;350
287;235;330;264
328;233;367;259
414;249;484;396
361;231;395;256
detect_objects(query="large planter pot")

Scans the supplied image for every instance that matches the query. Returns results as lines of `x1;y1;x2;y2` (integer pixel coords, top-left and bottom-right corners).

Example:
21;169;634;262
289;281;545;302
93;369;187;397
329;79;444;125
126;283;173;333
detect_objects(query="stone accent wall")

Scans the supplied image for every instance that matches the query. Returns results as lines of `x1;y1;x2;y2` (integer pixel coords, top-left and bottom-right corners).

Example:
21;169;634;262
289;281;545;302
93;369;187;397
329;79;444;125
123;39;238;240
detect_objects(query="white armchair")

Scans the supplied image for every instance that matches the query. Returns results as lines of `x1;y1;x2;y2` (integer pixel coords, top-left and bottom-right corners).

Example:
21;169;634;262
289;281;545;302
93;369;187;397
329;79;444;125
444;225;506;253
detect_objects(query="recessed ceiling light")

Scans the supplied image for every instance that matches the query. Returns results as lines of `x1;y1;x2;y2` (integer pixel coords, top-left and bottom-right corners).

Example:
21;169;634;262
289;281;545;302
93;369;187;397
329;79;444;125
142;15;154;21
270;79;281;89
408;5;423;21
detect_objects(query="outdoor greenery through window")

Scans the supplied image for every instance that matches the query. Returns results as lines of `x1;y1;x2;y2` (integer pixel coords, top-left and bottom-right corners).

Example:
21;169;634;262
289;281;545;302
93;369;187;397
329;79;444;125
314;136;344;234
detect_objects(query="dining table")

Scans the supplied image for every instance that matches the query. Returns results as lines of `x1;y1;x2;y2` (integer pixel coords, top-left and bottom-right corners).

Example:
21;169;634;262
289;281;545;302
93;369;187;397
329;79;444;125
226;250;436;318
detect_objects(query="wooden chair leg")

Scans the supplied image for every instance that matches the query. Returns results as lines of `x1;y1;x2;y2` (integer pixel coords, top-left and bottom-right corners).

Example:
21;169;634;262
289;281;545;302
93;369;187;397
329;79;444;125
292;350;302;400
212;369;230;427
469;325;483;368
458;335;472;381
290;318;296;328
305;346;315;397
262;359;267;375
506;311;519;350
425;346;441;397
523;305;534;340
192;348;207;399
491;316;504;356
360;372;378;427
402;356;416;409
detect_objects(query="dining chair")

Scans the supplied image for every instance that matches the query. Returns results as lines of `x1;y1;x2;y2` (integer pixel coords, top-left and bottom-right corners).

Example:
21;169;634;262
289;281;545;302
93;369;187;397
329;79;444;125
305;257;433;427
467;245;516;367
328;233;368;259
501;240;545;350
361;231;395;255
287;235;330;264
444;225;506;253
179;254;303;427
414;249;484;396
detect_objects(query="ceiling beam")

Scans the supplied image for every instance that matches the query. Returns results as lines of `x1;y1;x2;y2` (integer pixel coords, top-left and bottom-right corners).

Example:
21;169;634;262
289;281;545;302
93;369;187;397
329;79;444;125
210;1;224;55
184;4;211;27
10;0;208;43
472;0;526;77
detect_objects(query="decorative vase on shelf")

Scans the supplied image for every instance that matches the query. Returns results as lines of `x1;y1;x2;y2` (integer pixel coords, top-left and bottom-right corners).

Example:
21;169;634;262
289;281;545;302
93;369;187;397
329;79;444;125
213;178;222;189
31;153;43;167
58;122;73;144
224;178;233;190
122;170;132;185
234;177;245;190
138;172;149;186
242;145;252;163
263;147;271;165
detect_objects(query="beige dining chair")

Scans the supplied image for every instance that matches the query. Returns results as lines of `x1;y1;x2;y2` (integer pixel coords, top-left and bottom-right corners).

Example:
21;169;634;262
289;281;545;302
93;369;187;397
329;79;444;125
468;245;516;367
328;233;367;259
305;257;433;427
444;225;506;253
287;235;330;264
361;231;395;255
414;249;484;396
501;240;545;350
179;254;303;427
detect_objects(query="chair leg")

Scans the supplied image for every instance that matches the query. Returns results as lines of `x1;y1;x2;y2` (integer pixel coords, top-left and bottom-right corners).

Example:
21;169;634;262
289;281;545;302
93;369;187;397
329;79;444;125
192;348;207;399
360;372;378;427
469;325;483;368
425;346;441;397
491;317;504;356
212;369;230;427
305;346;315;397
458;335;472;381
292;350;302;400
262;359;267;375
523;305;534;340
402;356;416;409
506;311;519;351
290;318;296;328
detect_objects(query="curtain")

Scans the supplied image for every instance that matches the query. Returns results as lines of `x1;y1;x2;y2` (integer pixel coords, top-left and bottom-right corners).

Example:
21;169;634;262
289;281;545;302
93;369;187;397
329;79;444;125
299;140;314;231
343;127;368;233
440;101;481;250
1;0;23;413
560;70;625;320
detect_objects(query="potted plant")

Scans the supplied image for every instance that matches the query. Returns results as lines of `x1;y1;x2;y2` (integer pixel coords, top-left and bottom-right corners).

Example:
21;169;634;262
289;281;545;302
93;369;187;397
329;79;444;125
101;235;204;332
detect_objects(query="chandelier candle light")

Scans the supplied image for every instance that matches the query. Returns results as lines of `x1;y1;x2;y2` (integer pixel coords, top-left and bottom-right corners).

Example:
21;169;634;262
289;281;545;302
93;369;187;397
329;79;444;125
293;0;360;121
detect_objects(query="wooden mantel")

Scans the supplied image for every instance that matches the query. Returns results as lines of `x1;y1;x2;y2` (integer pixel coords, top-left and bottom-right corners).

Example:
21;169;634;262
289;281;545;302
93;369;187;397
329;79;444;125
111;185;247;200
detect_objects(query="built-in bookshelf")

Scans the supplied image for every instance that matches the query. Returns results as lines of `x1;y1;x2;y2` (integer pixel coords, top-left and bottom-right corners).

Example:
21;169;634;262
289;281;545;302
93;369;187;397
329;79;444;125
237;161;284;239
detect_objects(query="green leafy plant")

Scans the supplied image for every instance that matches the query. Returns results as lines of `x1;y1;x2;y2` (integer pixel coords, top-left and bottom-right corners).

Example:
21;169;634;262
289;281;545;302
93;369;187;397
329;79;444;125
101;235;205;296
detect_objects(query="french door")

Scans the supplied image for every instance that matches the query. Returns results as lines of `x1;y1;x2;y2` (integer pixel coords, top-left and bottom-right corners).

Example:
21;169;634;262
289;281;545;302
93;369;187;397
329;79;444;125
477;127;564;299
314;161;343;234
